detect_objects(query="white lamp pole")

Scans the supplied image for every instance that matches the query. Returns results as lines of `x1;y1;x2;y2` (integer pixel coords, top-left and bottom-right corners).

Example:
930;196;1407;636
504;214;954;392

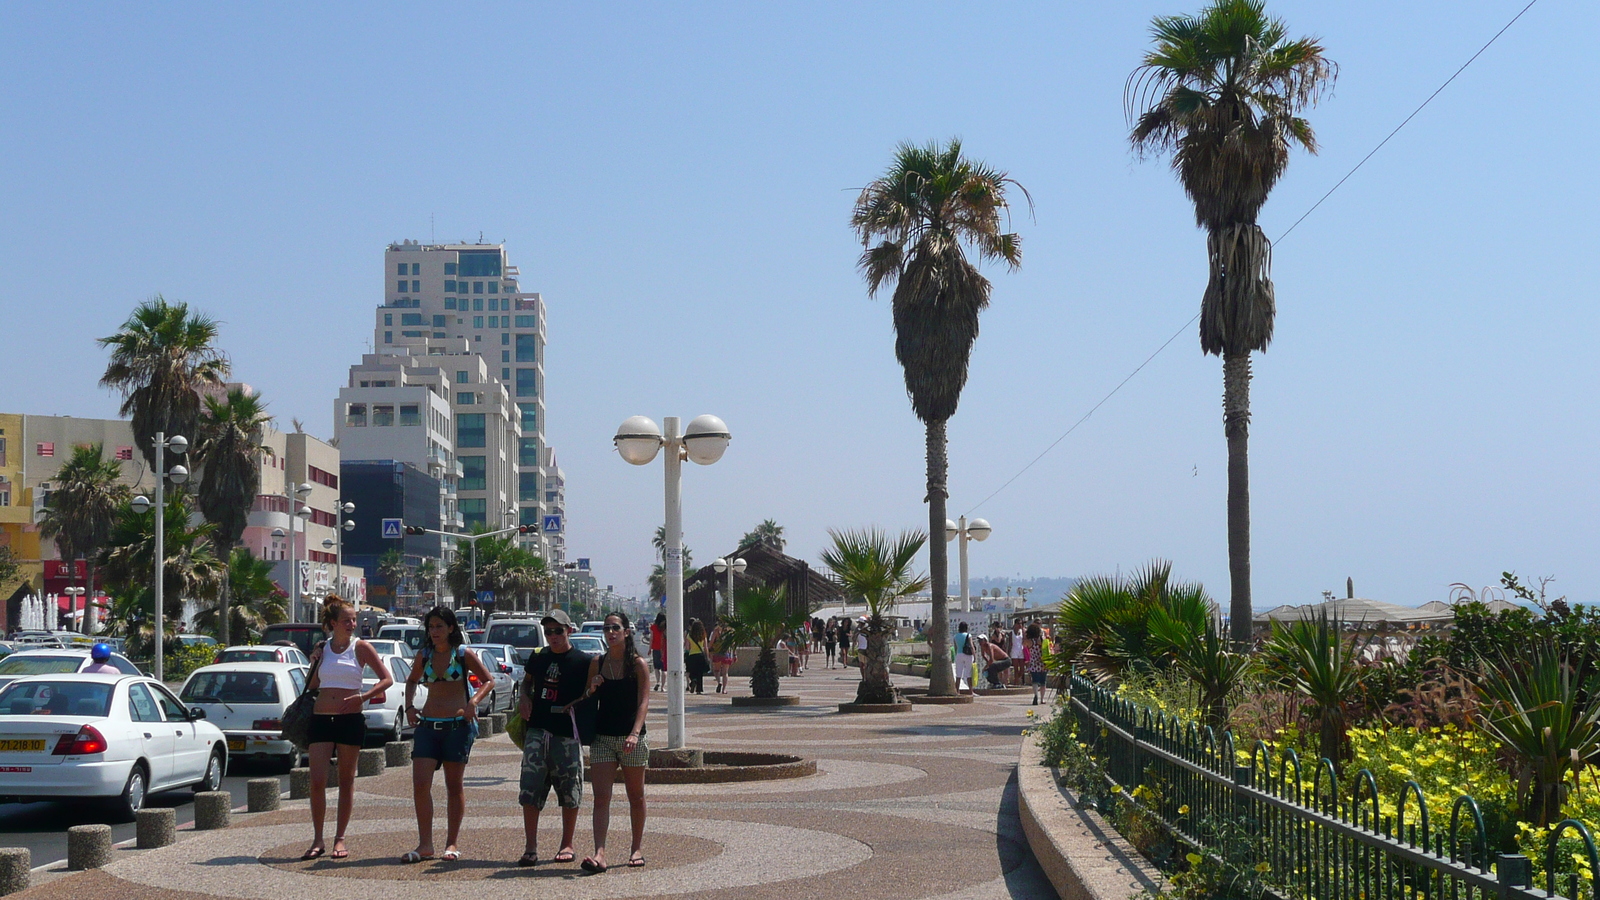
712;556;746;617
131;432;188;681
615;414;730;750
334;501;355;602
288;483;312;621
944;516;992;613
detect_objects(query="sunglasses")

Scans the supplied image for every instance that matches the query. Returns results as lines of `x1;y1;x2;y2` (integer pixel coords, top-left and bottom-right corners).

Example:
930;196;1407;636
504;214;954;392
604;623;625;632
542;625;566;635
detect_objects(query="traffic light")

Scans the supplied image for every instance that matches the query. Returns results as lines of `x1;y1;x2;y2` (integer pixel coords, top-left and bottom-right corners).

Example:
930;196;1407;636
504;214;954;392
404;525;427;535
518;524;537;534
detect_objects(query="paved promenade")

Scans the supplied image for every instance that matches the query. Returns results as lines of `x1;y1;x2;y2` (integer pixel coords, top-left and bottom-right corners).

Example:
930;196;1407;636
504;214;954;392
17;668;1057;900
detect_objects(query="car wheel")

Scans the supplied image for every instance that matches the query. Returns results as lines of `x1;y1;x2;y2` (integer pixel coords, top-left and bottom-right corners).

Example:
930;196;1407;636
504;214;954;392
278;753;297;774
113;763;148;821
195;748;225;793
482;690;495;716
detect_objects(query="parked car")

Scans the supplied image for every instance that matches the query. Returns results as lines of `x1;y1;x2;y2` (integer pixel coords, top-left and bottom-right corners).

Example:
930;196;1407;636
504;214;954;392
213;645;308;666
0;673;227;820
0;649;142;692
375;624;427;653
176;634;219;651
364;651;423;743
468;642;525;688
484;616;548;666
259;623;326;658
568;633;606;657
463;645;518;714
179;662;307;772
579;621;606;634
364;639;408;659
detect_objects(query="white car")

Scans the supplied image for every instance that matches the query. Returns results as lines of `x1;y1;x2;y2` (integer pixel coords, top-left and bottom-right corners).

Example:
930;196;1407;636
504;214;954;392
568;633;607;657
363;639;409;659
179;662;309;772
364;652;424;743
213;645;309;666
0;649;142;691
0;674;227;820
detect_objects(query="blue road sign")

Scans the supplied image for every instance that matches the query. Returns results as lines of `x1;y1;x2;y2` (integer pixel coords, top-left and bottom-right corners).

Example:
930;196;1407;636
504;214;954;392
542;515;563;534
577;558;590;571
477;590;495;606
381;518;404;539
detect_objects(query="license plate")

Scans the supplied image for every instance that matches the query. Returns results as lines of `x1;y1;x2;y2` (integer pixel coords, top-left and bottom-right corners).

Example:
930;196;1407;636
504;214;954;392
0;740;45;753
227;739;245;751
0;766;32;773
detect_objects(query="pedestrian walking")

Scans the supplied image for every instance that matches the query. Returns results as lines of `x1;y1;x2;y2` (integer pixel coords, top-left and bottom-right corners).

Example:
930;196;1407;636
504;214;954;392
303;597;394;861
515;610;589;867
1025;622;1048;705
401;605;494;863
649;612;667;692
709;621;735;693
569;612;650;873
951;622;975;691
1009;622;1027;686
685;618;710;694
823;617;838;669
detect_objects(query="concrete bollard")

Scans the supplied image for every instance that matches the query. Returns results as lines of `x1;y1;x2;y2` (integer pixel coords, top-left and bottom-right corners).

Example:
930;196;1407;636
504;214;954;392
290;767;311;799
135;807;176;849
478;715;496;737
490;712;507;735
66;824;112;870
357;748;385;777
193;791;232;830
247;778;281;812
0;847;30;895
385;741;411;768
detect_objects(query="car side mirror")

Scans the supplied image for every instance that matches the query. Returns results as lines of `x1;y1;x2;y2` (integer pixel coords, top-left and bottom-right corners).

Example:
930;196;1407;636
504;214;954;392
187;707;207;721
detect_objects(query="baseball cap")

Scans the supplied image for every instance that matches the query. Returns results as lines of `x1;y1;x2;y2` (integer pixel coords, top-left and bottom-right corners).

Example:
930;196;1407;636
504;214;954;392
541;609;573;628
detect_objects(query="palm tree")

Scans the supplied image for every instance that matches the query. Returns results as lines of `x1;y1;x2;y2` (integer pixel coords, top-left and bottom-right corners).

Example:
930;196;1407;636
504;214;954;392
194;388;272;644
1051;560;1211;683
376;548;410;604
1127;0;1335;646
820;528;929;705
98;296;230;471
193;548;287;643
739;519;786;552
496;546;552;612
720;584;809;699
414;559;438;603
851;139;1025;696
100;492;225;652
36;443;129;631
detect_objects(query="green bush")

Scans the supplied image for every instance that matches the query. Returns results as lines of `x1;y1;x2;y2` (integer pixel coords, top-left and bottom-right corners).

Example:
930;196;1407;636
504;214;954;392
164;644;216;681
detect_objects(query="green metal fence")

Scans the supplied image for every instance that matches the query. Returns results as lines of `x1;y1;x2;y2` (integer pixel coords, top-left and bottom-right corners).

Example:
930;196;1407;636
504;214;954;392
1066;671;1599;900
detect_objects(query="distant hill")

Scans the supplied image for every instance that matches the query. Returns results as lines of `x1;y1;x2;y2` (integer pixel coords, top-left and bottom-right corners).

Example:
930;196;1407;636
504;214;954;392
948;576;1079;609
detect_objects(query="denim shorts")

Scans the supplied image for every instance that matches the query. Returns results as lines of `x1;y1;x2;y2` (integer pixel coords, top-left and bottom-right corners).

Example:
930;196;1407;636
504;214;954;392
413;717;477;766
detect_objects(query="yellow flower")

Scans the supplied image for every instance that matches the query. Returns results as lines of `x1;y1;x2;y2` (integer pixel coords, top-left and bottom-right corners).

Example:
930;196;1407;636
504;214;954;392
1178;805;1191;815
1256;862;1272;873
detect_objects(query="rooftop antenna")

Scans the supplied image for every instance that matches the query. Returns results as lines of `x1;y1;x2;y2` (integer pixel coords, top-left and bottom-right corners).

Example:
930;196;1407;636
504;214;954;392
478;230;483;243
430;213;435;243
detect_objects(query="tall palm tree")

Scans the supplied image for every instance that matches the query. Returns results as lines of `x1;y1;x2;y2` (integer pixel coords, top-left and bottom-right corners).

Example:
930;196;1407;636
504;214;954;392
414;559;438;603
851;138;1025;695
36;443;129;631
100;492;225;650
376;549;410;603
98;296;230;471
739;519;786;552
1127;0;1335;646
820;528;929;705
195;388;272;645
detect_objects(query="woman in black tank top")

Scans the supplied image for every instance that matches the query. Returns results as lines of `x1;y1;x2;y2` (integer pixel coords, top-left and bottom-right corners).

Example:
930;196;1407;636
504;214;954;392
567;612;651;872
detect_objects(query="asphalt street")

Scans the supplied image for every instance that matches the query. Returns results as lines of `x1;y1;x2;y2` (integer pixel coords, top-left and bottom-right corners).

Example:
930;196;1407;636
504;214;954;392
0;758;291;870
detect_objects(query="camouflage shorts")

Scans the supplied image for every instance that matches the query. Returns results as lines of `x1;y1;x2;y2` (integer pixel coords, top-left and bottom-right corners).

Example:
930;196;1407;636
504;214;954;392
519;728;583;810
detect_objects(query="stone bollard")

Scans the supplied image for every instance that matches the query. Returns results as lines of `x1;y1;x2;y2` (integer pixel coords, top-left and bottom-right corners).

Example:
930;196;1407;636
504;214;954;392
193;791;232;830
66;824;112;870
357;748;385;777
135;807;176;849
385;741;411;768
290;767;311;799
490;712;507;735
0;847;30;895
478;715;496;737
247;778;281;812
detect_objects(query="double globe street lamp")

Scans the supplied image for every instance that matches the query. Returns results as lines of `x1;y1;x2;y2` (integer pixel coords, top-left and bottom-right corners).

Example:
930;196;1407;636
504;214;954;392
945;516;992;613
321;501;356;603
615;414;730;750
712;556;746;617
130;432;190;681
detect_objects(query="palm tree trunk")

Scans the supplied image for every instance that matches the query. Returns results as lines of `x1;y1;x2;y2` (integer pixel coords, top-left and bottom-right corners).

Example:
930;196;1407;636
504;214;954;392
752;646;779;699
219;575;231;646
856;625;897;705
925;419;955;696
1223;351;1252;650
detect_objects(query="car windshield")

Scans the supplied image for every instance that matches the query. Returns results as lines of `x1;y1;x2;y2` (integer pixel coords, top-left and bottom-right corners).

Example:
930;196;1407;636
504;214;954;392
218;650;279;663
0;681;113;717
0;656;81;675
366;641;403;656
473;647;502;665
486;623;541;647
182;671;279;703
570;636;605;654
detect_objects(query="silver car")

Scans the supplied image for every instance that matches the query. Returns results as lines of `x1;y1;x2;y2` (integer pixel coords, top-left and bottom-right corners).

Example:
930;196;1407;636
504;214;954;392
463;645;517;715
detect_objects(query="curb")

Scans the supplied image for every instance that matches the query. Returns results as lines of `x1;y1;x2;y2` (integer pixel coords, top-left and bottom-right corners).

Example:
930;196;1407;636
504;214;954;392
1017;732;1168;900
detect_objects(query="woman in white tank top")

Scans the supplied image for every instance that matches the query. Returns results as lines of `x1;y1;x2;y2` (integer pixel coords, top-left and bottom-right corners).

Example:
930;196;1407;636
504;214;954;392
303;597;392;862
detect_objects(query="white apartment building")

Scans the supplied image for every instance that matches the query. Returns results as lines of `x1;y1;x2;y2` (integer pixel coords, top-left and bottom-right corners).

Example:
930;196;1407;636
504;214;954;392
542;446;566;566
334;351;458;534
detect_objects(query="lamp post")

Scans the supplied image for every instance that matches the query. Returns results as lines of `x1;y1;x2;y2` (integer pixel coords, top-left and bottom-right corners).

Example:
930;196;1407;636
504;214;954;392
712;556;746;618
130;432;189;681
615;414;730;750
63;586;85;635
283;483;313;621
944;516;992;613
331;501;355;602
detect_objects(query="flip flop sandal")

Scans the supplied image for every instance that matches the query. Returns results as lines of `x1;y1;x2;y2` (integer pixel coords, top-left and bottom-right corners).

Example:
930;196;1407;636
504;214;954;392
516;852;540;867
401;851;434;863
329;850;350;860
552;850;576;863
301;847;325;861
441;850;461;861
628;853;646;867
580;857;608;874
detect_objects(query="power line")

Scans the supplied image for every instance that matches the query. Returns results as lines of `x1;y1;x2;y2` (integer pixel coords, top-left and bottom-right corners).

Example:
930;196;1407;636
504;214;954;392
965;0;1538;516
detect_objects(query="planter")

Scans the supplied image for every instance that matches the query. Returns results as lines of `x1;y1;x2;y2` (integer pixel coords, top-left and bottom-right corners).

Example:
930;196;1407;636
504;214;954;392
586;751;815;784
730;695;800;707
837;702;914;714
908;693;975;705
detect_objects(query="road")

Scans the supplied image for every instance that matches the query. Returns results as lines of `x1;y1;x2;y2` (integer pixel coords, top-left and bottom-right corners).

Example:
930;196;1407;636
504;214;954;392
0;758;291;869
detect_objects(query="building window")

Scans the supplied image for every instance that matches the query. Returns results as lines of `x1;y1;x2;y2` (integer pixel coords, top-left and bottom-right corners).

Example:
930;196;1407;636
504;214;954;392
345;403;367;427
400;405;421;426
500;332;509;345
488;316;499;328
459;457;486;492
401;313;423;326
488;281;498;294
444;280;456;293
456;413;486;448
458;250;500;277
372;405;395;426
500;350;510;363
384;331;392;344
36;442;54;457
398;263;407;275
384;314;393;326
472;281;483;294
459;498;486;529
456;392;476;406
445;298;456;309
514;315;536;328
444;262;457;275
473;316;483;329
400;330;424;337
411;280;420;292
0;480;9;508
517;403;537;432
472;298;483;311
516;368;537;397
455;370;468;384
519;471;538;501
396;281;407;294
309;465;339;488
0;437;6;467
502;367;510;381
433;315;446;328
411;263;420;275
519;437;539;467
516;333;538;363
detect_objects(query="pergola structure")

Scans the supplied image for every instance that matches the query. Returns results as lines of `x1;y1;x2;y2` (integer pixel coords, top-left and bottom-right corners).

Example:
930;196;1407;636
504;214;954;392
681;541;843;626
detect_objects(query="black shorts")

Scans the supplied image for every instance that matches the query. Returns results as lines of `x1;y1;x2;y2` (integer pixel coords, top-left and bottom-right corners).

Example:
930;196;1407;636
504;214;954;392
309;713;366;747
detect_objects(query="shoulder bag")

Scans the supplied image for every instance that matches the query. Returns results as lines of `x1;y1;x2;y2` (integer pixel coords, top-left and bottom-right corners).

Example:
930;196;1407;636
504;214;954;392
280;640;325;750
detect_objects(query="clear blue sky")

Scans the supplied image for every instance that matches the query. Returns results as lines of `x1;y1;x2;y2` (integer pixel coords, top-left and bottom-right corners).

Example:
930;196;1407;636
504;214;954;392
3;1;1594;608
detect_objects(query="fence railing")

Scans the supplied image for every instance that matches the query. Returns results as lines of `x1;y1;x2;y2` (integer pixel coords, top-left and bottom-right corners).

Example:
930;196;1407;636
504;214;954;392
1065;671;1598;900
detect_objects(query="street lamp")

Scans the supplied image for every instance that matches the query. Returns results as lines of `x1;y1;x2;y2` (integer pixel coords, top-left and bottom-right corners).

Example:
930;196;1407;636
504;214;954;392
712;556;747;617
615;413;729;750
63;586;86;634
944;516;992;613
330;501;354;602
130;431;189;681
281;483;313;621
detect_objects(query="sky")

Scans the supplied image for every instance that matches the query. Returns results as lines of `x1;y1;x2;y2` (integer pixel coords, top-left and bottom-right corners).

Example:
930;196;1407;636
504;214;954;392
2;1;1595;609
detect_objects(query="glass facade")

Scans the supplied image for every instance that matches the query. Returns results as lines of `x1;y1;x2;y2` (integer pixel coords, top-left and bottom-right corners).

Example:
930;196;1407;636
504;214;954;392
399;405;420;427
459;457;486;491
518;471;538;501
519;437;539;467
516;368;537;398
457;250;500;277
459;498;486;529
516;333;538;362
517;403;537;431
456;413;486;448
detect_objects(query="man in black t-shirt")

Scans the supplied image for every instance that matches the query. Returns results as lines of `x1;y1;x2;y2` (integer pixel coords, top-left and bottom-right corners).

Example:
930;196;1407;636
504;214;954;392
514;609;592;867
